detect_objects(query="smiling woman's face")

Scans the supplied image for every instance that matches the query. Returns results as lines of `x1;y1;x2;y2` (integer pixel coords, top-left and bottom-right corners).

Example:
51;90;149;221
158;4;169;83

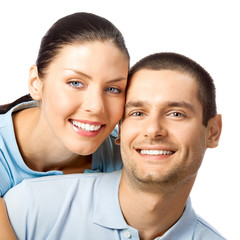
32;41;129;155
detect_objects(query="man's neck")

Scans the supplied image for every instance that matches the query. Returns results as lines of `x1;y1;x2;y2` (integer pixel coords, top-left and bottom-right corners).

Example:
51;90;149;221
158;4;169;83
119;171;195;240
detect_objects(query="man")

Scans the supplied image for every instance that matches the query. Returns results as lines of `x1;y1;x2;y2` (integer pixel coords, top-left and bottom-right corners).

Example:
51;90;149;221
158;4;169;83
4;52;225;240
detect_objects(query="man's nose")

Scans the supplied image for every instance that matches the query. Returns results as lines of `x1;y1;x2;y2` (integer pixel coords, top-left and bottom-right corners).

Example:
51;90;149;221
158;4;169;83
143;114;167;139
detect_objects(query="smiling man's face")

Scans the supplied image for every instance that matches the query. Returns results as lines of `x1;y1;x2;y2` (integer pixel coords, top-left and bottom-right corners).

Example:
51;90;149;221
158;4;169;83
120;69;209;187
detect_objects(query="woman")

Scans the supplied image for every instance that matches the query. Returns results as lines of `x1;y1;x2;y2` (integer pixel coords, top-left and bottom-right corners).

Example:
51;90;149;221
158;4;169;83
0;12;129;239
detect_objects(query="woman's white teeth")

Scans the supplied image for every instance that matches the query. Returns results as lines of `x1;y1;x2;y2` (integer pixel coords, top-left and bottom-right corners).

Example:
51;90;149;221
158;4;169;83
72;121;101;132
140;150;173;155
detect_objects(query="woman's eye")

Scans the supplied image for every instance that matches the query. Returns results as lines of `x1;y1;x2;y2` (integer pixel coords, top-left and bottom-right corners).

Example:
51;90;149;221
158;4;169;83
69;81;84;88
106;87;122;94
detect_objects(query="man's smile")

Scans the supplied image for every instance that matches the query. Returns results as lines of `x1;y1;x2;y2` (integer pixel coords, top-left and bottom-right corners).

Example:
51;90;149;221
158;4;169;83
138;149;174;155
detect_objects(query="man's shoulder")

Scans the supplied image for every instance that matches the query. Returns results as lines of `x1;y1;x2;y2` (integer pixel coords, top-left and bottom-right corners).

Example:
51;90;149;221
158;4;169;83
195;215;226;240
20;172;107;187
11;170;121;193
4;171;122;209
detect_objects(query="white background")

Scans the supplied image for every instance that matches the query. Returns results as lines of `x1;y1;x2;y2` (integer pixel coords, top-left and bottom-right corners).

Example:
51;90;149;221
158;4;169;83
0;1;239;239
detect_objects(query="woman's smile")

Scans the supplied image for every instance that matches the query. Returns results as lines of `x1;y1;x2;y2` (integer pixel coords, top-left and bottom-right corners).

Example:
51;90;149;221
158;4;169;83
69;119;104;137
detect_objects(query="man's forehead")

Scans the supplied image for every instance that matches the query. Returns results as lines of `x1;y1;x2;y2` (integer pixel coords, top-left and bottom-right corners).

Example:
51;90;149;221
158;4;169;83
125;69;201;109
127;69;196;95
129;68;194;83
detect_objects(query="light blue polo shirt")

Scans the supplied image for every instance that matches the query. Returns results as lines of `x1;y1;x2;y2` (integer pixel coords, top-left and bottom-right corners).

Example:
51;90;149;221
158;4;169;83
0;101;122;196
4;171;226;240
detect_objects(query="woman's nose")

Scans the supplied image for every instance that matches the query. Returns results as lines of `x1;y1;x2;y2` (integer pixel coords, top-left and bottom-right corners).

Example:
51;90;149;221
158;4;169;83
81;90;105;114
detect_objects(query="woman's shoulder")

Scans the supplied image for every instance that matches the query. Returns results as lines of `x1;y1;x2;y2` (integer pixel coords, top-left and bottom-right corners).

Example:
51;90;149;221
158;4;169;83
0;99;37;129
0;97;40;196
0;94;34;115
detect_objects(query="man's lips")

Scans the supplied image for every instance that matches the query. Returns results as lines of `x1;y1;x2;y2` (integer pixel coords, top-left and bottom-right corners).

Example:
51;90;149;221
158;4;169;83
135;146;176;156
69;119;104;132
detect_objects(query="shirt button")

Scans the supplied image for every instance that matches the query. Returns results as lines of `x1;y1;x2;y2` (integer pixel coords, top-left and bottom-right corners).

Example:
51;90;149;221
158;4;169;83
124;230;131;238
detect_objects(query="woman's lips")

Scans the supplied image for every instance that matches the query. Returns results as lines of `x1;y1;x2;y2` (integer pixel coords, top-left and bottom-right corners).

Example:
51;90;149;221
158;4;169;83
69;119;104;137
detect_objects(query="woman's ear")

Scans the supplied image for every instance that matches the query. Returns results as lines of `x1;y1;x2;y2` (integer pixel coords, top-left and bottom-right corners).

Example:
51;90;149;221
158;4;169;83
28;65;42;101
206;114;222;148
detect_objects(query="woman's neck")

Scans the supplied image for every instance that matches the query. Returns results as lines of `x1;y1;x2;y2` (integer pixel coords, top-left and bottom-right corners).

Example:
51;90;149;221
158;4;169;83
13;107;92;173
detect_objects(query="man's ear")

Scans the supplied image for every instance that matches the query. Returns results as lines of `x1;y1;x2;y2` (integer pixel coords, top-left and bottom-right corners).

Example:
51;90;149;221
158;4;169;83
28;65;43;101
206;114;222;148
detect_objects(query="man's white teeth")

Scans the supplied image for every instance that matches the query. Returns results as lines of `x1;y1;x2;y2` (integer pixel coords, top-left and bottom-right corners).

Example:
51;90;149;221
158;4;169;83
72;121;101;132
140;150;174;155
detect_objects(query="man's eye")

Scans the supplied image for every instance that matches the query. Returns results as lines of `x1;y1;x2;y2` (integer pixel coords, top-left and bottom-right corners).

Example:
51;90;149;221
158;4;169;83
170;112;185;117
131;112;145;117
68;81;84;88
106;87;122;94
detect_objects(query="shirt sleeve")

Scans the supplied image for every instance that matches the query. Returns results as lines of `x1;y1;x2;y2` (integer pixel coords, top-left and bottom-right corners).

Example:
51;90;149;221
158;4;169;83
3;182;29;239
0;158;12;197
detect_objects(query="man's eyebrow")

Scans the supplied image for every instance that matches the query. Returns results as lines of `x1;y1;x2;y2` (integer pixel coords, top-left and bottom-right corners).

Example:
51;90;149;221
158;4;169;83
125;101;151;109
125;101;195;112
167;101;195;112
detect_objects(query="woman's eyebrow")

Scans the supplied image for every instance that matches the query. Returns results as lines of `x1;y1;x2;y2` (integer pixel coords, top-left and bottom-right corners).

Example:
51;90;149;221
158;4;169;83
64;68;92;79
64;68;127;83
107;78;127;83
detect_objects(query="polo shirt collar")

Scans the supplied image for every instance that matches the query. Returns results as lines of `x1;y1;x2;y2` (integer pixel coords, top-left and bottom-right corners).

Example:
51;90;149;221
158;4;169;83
93;171;128;229
157;198;197;239
93;171;198;239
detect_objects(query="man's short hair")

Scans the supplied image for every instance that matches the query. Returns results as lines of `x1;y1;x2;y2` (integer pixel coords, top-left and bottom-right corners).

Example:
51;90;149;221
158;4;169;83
128;52;216;126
